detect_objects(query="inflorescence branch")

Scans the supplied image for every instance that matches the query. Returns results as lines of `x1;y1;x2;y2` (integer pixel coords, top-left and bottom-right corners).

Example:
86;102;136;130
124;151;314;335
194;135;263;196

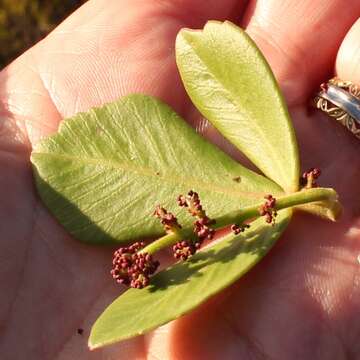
176;190;216;258
300;168;321;189
258;194;277;225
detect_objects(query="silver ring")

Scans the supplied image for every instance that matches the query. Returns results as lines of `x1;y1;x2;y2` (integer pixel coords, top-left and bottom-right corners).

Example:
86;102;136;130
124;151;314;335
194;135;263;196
314;77;360;139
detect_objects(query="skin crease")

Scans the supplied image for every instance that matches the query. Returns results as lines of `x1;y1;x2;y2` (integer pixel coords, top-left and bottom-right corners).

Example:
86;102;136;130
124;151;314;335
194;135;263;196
0;0;360;359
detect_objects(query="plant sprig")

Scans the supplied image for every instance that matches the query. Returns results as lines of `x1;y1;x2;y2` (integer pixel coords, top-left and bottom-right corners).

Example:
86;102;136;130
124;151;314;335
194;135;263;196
29;20;342;348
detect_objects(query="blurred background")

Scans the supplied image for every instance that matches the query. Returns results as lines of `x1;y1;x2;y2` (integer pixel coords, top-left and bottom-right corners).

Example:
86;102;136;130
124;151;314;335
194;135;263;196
0;0;87;69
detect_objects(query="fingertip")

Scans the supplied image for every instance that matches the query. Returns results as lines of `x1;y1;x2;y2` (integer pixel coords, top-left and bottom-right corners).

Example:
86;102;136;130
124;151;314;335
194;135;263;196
336;18;360;85
145;323;174;360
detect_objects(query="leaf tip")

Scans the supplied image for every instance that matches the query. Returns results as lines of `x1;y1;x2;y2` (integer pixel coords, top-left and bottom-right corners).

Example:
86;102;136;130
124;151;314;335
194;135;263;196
295;190;343;222
176;20;238;43
88;329;104;351
87;342;96;351
328;200;343;221
175;27;200;46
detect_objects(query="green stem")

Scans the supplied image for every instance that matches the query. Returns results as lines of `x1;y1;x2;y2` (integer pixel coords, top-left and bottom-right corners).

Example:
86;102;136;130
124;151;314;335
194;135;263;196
139;231;182;255
141;187;337;255
215;187;337;227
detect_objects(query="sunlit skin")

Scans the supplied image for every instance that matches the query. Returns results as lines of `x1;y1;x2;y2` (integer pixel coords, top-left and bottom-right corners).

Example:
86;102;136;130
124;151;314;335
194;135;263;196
1;1;360;359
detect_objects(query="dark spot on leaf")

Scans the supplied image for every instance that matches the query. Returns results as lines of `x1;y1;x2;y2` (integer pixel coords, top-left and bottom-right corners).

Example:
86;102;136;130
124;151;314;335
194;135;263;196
156;172;160;176
232;176;241;183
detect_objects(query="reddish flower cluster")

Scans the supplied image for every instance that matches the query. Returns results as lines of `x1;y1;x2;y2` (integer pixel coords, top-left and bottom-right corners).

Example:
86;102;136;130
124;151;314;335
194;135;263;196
111;241;160;289
172;240;196;261
153;203;196;261
153;205;181;233
178;190;215;243
259;194;277;225
300;167;321;189
231;223;250;235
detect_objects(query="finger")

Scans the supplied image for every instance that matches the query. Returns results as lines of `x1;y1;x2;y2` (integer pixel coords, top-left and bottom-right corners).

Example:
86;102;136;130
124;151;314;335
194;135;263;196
336;18;360;84
0;0;245;146
244;0;360;105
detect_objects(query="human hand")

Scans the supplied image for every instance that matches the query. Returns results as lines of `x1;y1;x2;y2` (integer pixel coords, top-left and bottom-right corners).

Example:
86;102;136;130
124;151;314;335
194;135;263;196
1;1;360;359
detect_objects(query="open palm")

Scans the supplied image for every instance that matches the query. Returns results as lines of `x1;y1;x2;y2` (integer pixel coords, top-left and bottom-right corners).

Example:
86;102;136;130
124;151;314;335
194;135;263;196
1;1;360;359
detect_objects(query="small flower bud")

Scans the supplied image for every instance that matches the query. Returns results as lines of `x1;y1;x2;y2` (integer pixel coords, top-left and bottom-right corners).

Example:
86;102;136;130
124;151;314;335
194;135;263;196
177;195;188;207
231;223;250;235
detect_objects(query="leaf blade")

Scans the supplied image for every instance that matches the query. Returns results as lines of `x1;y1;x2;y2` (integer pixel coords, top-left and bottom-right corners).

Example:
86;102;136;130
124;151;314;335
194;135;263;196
31;94;283;244
176;21;300;192
89;209;291;348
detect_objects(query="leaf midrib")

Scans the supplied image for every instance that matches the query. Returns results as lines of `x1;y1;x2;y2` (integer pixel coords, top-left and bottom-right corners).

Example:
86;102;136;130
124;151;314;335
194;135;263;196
32;151;278;199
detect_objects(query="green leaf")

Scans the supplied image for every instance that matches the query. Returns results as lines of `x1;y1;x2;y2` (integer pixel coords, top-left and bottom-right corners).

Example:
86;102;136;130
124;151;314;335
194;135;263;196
31;94;283;244
176;21;300;192
89;209;291;349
